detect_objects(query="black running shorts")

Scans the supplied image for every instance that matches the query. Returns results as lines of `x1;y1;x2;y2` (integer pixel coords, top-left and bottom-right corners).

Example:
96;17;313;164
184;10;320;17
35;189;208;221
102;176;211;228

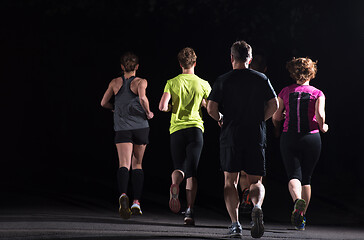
114;127;149;145
220;143;266;176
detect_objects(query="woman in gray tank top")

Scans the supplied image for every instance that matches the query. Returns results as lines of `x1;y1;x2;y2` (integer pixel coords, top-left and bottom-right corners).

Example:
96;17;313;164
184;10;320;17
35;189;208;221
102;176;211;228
101;52;154;219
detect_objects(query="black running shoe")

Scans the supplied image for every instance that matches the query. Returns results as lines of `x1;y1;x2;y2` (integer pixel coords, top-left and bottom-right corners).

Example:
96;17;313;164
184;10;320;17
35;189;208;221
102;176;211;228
184;208;195;226
291;199;306;229
251;206;264;238
119;194;131;219
227;222;242;238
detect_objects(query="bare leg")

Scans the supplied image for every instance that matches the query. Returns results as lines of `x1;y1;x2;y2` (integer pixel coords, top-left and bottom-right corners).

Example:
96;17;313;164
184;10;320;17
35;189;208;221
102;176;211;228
288;178;302;202
171;169;184;185
301;185;311;214
116;143;133;169
247;175;265;207
224;172;240;223
131;144;146;170
239;170;250;191
186;177;197;209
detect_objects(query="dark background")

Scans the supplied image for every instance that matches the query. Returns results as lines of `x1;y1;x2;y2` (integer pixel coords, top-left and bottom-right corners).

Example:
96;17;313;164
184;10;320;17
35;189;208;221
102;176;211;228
2;0;364;226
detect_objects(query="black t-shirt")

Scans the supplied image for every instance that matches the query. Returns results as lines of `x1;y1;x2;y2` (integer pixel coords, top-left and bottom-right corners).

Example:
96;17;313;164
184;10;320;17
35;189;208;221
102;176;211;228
208;69;276;147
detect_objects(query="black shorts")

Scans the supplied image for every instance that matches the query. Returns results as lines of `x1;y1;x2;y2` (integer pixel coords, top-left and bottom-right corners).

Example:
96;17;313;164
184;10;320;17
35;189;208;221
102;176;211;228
114;127;149;145
220;143;266;176
170;127;203;179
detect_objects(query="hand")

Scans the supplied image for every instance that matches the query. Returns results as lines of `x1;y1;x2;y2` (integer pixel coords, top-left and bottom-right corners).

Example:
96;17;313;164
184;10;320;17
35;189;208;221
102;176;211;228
146;111;154;119
321;123;328;133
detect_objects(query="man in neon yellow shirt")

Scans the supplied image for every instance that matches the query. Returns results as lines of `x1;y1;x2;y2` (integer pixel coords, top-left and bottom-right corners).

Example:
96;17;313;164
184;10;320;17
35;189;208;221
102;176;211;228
159;47;211;226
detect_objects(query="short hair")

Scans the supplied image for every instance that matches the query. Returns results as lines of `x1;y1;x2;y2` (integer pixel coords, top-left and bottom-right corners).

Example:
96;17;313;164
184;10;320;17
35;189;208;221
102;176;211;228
177;47;197;69
120;52;139;72
286;57;317;84
231;40;252;63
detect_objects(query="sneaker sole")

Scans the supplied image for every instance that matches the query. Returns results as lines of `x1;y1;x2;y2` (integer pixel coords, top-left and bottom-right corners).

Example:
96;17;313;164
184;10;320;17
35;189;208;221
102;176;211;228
119;195;131;219
291;199;306;227
169;184;180;213
131;206;142;215
184;217;195;226
251;207;264;238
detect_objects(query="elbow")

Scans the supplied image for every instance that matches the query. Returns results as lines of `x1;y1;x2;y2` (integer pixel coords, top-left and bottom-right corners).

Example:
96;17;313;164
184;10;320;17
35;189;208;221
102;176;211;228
100;100;106;108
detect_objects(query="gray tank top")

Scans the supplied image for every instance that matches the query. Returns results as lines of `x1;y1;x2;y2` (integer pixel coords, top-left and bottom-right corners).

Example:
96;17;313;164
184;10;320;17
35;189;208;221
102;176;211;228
113;76;149;131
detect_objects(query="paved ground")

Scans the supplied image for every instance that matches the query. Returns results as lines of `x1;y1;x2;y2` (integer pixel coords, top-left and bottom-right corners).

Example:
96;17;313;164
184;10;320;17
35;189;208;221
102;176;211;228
1;192;363;240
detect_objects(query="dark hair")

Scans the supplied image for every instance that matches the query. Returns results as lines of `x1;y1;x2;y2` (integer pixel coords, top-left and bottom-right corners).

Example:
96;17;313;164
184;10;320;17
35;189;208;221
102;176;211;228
286;57;317;84
231;40;252;63
120;52;139;72
250;54;267;73
177;47;197;69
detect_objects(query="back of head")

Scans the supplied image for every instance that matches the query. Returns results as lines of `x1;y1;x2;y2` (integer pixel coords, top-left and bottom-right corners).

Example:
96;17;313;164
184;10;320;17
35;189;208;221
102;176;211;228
286;57;317;84
177;47;197;69
231;40;252;63
250;54;267;73
120;52;139;72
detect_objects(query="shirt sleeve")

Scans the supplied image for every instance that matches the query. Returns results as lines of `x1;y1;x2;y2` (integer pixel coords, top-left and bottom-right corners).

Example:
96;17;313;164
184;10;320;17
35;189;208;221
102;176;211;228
204;81;212;99
207;78;222;103
163;80;171;94
317;90;325;98
264;78;277;101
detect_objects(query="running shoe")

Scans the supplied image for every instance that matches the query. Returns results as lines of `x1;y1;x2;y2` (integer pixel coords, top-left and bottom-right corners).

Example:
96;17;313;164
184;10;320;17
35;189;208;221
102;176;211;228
183;207;195;226
295;216;306;230
251;206;264;238
119;193;131;219
227;222;242;238
131;202;143;215
291;199;306;229
240;188;253;214
169;184;181;213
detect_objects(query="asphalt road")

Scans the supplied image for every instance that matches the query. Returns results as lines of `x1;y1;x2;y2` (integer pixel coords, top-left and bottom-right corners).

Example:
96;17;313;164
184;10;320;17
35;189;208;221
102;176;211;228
1;191;363;240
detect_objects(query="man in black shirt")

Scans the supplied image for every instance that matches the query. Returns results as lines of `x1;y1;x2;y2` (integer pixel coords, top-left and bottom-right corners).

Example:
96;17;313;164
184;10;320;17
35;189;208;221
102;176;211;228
207;41;278;238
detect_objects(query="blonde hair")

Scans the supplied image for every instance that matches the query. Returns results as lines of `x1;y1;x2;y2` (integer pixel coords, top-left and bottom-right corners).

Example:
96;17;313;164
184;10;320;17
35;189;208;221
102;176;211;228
177;47;197;69
286;57;317;84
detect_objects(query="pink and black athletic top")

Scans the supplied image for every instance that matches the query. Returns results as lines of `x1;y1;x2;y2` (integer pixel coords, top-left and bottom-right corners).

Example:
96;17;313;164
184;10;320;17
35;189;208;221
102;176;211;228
278;84;324;134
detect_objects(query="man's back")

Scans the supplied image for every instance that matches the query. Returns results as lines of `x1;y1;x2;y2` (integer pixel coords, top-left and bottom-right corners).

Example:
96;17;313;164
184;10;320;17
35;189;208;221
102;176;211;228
209;68;276;147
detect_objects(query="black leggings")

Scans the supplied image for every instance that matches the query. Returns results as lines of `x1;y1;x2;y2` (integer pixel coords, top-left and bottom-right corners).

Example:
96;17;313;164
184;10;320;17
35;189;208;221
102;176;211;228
170;127;203;179
280;132;321;185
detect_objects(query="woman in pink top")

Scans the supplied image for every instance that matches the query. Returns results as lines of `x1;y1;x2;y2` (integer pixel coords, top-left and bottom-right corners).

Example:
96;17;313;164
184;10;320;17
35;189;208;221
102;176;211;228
273;57;328;230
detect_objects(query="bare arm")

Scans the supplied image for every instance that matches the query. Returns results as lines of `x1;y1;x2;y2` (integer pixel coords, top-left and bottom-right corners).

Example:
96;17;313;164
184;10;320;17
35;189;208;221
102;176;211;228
101;81;115;110
264;97;279;121
207;100;223;127
159;92;171;112
138;79;154;119
201;99;207;108
272;97;284;128
315;96;328;133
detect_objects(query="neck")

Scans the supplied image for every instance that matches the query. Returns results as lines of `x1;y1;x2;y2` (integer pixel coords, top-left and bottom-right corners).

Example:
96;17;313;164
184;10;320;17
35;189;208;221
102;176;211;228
124;71;136;79
182;67;194;74
297;80;310;86
232;61;249;70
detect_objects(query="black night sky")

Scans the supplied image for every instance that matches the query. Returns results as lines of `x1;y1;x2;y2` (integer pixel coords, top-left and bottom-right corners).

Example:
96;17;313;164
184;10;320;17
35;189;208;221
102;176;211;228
2;0;364;226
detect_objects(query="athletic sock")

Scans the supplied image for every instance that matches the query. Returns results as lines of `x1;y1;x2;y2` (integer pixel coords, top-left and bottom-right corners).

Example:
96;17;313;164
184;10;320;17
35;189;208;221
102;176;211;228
117;167;129;195
132;169;144;200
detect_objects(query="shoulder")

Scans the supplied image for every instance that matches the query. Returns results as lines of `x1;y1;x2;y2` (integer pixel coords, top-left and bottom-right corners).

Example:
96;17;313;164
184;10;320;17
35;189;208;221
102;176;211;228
110;77;122;87
134;77;148;87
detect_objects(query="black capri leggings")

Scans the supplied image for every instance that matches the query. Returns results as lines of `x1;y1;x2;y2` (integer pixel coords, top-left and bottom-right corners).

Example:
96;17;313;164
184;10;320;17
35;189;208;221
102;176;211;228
280;132;321;185
170;127;203;179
